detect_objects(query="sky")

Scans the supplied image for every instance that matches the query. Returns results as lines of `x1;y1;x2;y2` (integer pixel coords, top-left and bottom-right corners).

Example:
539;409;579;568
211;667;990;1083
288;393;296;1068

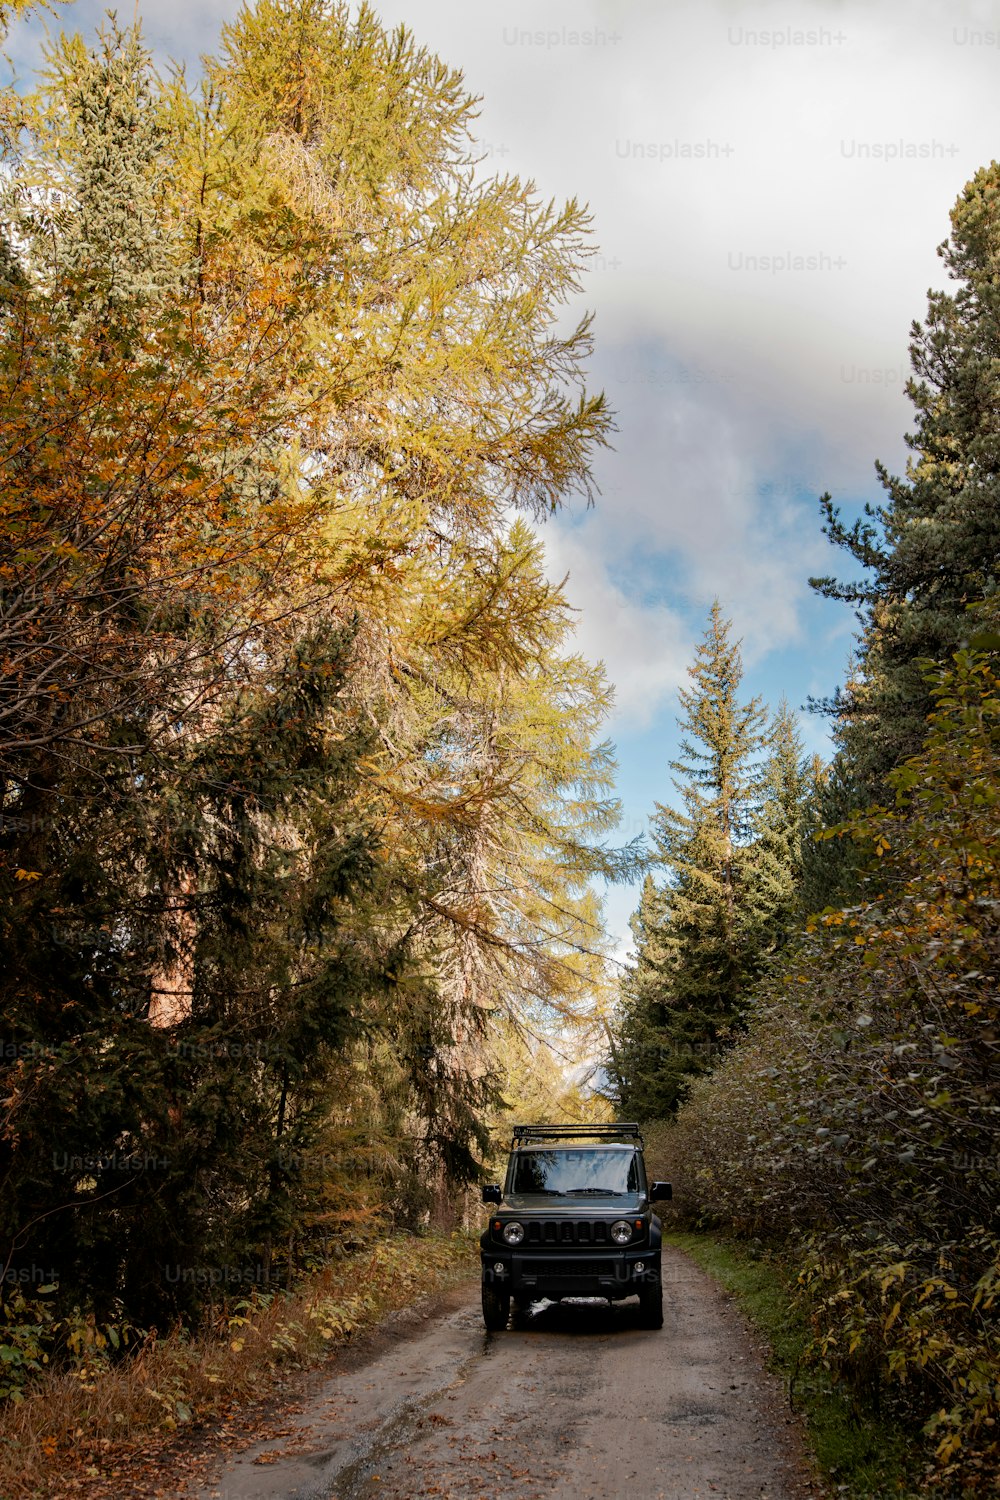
10;0;1000;956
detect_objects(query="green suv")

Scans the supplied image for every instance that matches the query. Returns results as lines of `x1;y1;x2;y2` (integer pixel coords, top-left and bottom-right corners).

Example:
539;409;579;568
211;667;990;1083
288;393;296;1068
479;1123;671;1331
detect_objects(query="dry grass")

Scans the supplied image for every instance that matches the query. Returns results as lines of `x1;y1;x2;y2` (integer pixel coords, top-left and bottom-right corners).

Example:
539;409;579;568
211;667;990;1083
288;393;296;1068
0;1233;476;1499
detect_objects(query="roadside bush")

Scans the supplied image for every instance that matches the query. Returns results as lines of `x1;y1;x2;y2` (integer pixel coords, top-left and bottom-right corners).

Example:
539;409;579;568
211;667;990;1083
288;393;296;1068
0;1233;474;1499
658;646;1000;1493
0;1288;142;1403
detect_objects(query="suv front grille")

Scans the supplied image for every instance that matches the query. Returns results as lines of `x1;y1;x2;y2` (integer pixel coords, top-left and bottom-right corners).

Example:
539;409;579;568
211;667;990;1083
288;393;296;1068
524;1220;611;1246
491;1217;646;1248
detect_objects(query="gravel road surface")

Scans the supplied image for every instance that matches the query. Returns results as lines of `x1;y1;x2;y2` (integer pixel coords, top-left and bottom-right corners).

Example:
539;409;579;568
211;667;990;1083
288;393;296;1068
199;1249;821;1500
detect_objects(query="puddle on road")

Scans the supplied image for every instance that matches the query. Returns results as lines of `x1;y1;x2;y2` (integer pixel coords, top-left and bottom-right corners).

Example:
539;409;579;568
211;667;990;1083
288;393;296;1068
327;1390;437;1500
327;1320;485;1499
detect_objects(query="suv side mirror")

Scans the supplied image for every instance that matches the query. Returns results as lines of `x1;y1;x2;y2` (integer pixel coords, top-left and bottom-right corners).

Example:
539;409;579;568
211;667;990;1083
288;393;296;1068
650;1181;672;1202
481;1183;502;1205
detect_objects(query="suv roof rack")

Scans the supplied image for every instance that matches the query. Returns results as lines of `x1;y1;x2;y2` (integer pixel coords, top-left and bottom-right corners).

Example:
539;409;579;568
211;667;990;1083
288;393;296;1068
510;1122;643;1147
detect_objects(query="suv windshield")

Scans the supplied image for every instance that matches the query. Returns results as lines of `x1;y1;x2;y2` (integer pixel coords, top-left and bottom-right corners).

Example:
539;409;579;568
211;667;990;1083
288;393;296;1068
509;1148;640;1196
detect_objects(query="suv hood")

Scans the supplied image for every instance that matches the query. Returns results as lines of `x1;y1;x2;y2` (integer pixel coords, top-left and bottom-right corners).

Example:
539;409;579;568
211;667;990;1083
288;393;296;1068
499;1192;647;1215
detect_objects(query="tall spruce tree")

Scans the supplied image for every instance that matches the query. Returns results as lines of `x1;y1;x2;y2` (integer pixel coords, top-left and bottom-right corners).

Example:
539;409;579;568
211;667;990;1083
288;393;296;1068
811;162;1000;804
613;611;814;1117
615;605;769;1116
751;699;811;944
610;874;677;1119
57;22;180;324
0;621;425;1322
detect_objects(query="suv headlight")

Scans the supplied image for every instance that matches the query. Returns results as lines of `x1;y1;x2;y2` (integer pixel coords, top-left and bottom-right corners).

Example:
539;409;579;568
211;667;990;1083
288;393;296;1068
610;1219;633;1245
502;1221;525;1246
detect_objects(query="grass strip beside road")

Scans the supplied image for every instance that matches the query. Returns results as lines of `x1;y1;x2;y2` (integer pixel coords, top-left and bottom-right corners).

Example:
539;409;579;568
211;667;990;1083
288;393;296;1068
0;1232;477;1500
666;1230;916;1500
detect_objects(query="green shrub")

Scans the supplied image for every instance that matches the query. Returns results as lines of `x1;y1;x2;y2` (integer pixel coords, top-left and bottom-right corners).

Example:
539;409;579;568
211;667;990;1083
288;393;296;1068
656;648;1000;1493
0;1287;140;1401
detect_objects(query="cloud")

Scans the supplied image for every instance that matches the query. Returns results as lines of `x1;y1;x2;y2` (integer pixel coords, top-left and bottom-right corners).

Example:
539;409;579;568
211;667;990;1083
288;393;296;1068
542;522;690;729
546;332;848;700
367;0;989;481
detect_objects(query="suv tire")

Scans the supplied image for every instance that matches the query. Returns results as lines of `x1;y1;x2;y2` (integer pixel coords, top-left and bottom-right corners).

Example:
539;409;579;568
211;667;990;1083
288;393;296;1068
482;1280;510;1331
638;1278;663;1330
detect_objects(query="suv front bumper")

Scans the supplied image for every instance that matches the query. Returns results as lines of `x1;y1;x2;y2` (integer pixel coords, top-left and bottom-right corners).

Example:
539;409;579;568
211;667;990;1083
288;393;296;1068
481;1248;660;1298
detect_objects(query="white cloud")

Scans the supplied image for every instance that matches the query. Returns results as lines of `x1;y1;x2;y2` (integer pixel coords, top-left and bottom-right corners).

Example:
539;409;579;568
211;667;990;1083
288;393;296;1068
366;0;987;486
543;523;690;729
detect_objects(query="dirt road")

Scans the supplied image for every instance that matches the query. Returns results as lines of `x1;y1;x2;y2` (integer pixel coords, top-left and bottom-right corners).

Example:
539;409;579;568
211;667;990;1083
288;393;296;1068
199;1250;820;1500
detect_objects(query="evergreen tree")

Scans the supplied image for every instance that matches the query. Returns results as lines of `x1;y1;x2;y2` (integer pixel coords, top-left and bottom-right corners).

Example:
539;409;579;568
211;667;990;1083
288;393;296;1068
613;613;815;1117
55;22;180;325
0;622;421;1322
812;162;1000;802
651;605;767;1101
751;699;811;943
611;874;679;1119
613;605;772;1116
798;749;867;914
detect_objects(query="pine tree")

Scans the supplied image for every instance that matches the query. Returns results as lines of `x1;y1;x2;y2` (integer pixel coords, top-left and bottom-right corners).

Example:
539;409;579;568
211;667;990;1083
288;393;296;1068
750;700;811;945
811;162;1000;802
654;600;767;1024
611;874;679;1119
798;749;866;914
0;621;420;1322
613;607;808;1117
56;22;180;325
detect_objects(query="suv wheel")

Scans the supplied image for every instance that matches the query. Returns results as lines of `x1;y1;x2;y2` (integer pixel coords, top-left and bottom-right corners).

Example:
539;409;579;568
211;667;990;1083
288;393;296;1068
638;1278;663;1330
482;1280;510;1331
